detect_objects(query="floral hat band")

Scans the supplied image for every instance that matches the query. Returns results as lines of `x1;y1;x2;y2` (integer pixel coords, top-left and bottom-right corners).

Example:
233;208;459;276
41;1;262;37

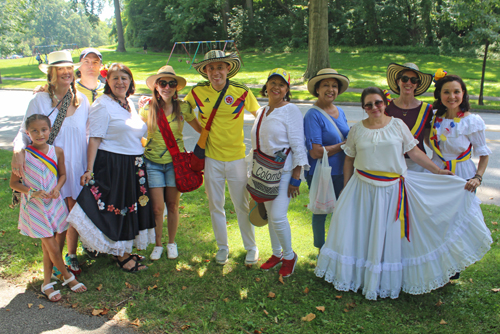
267;68;291;85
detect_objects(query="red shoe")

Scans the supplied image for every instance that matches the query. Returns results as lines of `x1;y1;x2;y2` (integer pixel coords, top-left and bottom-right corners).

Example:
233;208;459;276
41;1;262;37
260;254;283;271
278;252;297;278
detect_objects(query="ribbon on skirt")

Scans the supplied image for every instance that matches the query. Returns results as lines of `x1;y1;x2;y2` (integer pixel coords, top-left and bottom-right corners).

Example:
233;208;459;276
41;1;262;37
26;145;58;177
357;170;410;241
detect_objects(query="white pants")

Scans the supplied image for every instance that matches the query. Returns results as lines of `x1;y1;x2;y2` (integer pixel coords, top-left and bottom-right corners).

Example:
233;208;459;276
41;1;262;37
264;171;294;260
204;157;257;251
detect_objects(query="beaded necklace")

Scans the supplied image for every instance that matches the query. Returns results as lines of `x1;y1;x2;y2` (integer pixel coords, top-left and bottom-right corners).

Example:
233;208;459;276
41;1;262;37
110;93;131;112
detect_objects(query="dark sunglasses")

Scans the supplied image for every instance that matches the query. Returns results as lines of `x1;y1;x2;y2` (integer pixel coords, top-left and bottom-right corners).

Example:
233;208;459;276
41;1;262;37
158;80;178;88
401;75;421;85
363;100;385;110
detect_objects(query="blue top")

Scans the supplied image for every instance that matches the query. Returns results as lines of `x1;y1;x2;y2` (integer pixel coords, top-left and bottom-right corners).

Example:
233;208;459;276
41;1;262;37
303;106;350;176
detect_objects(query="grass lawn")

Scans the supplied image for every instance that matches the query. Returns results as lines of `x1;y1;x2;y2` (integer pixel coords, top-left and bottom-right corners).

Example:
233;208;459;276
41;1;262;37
1;46;500;110
0;149;499;333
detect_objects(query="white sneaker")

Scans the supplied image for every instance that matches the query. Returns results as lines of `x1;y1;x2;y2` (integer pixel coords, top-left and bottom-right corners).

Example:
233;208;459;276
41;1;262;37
215;249;228;265
150;246;163;261
166;243;178;259
245;249;259;265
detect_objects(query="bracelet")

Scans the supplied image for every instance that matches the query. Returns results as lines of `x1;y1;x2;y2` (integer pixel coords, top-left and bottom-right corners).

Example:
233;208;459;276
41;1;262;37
289;177;301;187
472;175;482;185
27;188;35;201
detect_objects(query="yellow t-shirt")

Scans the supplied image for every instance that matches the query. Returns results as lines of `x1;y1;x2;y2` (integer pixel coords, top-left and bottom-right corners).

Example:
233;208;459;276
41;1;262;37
76;80;105;104
184;80;260;161
139;101;195;164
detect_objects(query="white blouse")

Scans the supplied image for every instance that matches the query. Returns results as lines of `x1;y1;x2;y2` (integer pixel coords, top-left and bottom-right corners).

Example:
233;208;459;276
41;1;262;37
342;117;418;186
430;114;491;180
89;94;147;155
250;103;309;172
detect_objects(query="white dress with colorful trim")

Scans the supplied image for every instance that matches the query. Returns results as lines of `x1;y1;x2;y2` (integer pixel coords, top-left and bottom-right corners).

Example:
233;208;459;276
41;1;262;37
430;114;492;180
314;117;492;300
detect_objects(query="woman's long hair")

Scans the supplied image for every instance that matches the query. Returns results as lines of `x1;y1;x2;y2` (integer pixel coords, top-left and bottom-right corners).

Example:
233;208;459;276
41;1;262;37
146;80;181;133
47;66;79;108
433;74;470;117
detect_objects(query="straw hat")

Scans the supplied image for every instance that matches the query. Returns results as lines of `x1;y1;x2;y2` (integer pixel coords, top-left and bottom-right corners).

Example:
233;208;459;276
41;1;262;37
193;50;241;80
386;62;433;97
39;50;80;74
307;68;350;96
249;199;268;227
145;65;187;91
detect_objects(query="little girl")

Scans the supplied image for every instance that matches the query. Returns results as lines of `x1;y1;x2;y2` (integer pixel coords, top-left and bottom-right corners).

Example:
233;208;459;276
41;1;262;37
10;114;87;302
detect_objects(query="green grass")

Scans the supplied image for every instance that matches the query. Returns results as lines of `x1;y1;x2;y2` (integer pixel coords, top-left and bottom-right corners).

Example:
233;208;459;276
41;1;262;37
2;46;500;110
1;150;499;333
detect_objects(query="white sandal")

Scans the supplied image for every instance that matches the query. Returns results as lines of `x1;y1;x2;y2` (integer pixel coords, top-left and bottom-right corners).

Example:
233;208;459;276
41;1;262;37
41;282;61;302
62;273;87;292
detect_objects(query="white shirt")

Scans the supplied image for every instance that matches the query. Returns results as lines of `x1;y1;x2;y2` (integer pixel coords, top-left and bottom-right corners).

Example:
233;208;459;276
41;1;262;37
250;103;309;172
89;94;147;155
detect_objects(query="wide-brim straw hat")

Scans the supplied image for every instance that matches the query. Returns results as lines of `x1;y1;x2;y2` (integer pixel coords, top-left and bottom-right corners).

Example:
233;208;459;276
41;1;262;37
145;65;187;91
249;199;268;227
307;68;350;96
386;62;433;97
39;50;80;74
193;50;241;80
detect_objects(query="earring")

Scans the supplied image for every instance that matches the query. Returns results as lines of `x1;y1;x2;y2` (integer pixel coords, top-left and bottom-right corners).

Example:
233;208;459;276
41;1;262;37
264;90;268;96
173;92;178;101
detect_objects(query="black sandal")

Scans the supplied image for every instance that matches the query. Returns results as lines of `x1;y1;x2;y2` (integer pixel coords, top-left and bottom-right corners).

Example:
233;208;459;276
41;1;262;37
116;255;148;273
113;253;145;262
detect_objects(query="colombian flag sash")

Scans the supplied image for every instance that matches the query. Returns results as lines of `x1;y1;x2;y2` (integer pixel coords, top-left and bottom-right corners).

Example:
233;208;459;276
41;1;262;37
410;102;432;138
430;116;472;173
26;146;58;177
357;170;410;241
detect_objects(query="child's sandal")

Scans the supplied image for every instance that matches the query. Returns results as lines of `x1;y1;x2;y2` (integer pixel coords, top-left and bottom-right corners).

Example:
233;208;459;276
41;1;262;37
62;273;87;292
41;282;61;302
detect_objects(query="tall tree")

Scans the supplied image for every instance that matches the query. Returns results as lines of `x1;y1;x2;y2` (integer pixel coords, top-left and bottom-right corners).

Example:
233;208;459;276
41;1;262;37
303;0;329;80
451;0;500;105
113;0;126;52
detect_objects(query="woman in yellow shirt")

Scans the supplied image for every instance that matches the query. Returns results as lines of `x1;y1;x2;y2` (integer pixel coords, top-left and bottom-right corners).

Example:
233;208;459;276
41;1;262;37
140;66;201;260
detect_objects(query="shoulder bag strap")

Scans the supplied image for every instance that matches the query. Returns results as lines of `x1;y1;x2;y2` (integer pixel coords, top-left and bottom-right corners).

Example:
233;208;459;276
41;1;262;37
157;108;181;156
46;90;72;145
311;105;345;141
205;79;230;132
255;107;291;155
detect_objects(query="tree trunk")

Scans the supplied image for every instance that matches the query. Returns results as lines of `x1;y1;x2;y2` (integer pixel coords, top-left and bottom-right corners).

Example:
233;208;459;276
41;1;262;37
114;0;126;52
303;0;329;80
479;40;489;106
246;0;253;25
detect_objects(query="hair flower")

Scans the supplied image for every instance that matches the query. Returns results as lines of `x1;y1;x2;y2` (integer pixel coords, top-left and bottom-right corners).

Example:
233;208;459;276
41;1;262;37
433;69;447;83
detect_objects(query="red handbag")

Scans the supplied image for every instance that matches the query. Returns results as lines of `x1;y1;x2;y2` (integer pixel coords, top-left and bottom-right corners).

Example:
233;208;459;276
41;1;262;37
157;107;203;193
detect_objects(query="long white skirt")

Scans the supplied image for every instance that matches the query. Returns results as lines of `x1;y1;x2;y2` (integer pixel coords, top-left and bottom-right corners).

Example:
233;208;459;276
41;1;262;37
315;170;492;301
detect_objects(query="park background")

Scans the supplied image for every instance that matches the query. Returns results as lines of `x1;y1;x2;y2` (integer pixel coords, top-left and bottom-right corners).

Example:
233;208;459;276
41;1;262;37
1;1;500;333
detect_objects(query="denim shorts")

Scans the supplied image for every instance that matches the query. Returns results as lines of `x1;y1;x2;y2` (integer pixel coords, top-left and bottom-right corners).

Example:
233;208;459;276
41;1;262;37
144;158;176;188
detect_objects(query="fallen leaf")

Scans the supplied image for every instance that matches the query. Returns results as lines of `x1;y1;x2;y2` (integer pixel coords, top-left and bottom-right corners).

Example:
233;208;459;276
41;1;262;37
245;264;253;268
92;309;103;316
274;316;278;323
304;287;310;294
181;324;190;330
182;286;187;290
316;306;325;312
436;300;444;307
491;288;500;292
440;319;447;325
38;304;44;309
278;275;284;285
147;285;158;291
96;284;103;291
469;278;473;283
210;311;217;322
223;298;229;303
28;303;33;308
5;309;10;311
153;272;160;278
254;330;262;334
303;205;308;207
131;318;141;327
125;282;132;289
492;221;498;225
301;313;316;322
101;308;109;315
263;309;269;315
204;259;210;262
346;302;356;308
255;277;261;282
72;303;78;308
489;197;494;200
230;211;235;214
344;308;349;313
335;295;342;299
268;292;276;298
179;206;185;209
226;221;230;225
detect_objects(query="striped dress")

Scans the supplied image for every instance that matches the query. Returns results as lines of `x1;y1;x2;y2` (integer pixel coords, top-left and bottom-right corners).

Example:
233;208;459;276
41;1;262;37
19;145;69;238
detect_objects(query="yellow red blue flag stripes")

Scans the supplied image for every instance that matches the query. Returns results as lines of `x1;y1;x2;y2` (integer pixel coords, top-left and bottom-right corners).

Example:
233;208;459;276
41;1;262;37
26;145;58;177
410;102;431;138
357;170;410;241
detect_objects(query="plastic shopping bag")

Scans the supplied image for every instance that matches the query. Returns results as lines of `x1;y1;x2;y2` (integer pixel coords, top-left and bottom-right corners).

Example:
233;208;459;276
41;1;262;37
307;148;336;214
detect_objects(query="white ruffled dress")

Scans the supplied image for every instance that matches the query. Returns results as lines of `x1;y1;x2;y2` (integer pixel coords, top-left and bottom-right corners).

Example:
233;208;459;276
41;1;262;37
430;114;492;180
315;117;492;300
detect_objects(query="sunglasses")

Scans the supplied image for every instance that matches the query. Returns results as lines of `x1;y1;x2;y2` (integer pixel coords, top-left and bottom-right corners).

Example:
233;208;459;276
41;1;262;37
401;75;421;85
158;80;178;88
363;100;385;110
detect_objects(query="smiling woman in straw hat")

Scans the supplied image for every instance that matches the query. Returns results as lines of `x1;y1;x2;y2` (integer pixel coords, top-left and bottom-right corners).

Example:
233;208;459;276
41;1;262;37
303;68;350;253
386;62;434;172
12;49;91;278
140;65;201;261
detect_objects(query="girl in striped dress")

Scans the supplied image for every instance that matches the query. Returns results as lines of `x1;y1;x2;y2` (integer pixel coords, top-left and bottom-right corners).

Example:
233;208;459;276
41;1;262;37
10;114;86;302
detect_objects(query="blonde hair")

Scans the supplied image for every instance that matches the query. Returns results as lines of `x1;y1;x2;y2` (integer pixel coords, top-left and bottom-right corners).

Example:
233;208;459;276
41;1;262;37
46;66;79;108
146;79;181;133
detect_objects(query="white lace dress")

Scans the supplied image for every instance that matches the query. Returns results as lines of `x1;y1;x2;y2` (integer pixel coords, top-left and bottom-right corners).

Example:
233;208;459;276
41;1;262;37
315;117;492;300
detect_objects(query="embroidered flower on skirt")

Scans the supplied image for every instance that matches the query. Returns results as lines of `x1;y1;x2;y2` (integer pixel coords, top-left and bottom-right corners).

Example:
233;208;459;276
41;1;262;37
135;157;144;167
